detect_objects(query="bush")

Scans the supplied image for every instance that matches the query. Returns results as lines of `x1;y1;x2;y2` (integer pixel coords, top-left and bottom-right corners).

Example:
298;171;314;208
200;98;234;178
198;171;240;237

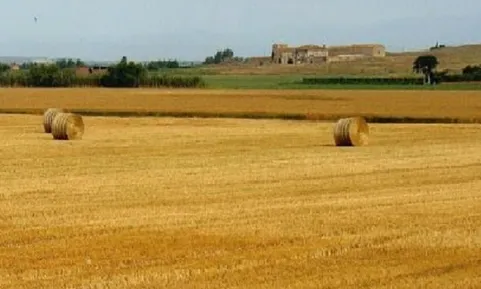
437;73;481;82
462;65;481;76
100;56;147;87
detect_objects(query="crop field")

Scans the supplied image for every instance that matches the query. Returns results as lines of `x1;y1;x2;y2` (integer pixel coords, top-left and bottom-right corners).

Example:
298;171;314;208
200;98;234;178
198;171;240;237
1;88;481;122
1;111;481;288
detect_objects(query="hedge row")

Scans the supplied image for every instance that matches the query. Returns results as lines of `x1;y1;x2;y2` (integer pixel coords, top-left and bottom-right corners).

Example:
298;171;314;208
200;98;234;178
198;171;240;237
302;77;425;85
0;72;205;88
302;74;481;85
139;75;205;88
438;73;481;82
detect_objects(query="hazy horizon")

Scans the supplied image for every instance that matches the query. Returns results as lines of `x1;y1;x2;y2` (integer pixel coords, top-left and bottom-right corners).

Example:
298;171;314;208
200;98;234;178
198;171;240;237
1;0;480;61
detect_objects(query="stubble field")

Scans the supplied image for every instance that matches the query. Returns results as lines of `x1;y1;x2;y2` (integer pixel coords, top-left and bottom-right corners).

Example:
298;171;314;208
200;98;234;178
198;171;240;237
1;107;481;288
1;88;481;122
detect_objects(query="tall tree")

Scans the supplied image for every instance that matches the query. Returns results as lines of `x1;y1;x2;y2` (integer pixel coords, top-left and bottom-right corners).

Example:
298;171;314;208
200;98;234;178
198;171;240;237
101;56;147;87
0;63;10;73
413;55;439;85
203;48;235;64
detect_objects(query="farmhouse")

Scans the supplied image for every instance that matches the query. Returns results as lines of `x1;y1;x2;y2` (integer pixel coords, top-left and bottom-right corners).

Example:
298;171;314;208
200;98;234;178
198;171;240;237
271;44;328;64
75;65;110;77
328;44;386;58
9;63;20;71
271;43;386;64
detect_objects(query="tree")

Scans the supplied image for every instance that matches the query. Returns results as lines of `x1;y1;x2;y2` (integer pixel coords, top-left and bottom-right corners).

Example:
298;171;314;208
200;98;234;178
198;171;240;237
26;63;75;87
145;60;180;70
100;56;147;87
0;63;10;74
204;56;215;65
75;58;85;67
55;58;85;69
413;55;439;85
203;48;236;64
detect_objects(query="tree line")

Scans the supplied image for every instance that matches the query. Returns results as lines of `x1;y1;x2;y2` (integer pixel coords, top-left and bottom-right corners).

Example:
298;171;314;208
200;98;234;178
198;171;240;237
0;57;204;88
17;58;181;71
203;48;245;64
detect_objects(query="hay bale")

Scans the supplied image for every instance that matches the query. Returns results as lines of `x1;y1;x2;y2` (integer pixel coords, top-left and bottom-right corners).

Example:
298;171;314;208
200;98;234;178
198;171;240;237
51;113;85;140
333;117;369;146
43;108;65;133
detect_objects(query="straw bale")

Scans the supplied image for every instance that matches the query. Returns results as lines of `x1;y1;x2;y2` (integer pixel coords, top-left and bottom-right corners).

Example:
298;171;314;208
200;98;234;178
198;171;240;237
333;117;369;146
51;113;85;140
43;108;65;133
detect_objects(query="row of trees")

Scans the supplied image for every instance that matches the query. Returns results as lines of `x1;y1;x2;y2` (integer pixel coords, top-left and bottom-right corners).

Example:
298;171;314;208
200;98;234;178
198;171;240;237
203;48;245;64
8;58;183;72
145;60;180;70
0;57;205;88
16;58;86;70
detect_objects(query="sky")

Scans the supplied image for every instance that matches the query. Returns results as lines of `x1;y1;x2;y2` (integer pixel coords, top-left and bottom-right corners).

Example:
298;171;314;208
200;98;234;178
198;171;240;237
0;0;480;61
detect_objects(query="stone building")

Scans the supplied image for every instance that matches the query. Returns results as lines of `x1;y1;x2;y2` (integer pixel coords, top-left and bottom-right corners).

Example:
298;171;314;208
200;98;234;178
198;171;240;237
271;43;385;64
271;44;328;64
327;44;385;57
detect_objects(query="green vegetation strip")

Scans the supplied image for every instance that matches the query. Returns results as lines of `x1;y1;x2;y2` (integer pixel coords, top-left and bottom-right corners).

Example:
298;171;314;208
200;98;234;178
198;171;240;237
201;75;481;90
1;109;480;124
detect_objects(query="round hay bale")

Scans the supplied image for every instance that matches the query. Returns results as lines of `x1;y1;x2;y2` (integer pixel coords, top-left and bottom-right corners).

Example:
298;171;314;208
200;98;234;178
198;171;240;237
43;108;65;133
51;112;85;140
333;117;369;146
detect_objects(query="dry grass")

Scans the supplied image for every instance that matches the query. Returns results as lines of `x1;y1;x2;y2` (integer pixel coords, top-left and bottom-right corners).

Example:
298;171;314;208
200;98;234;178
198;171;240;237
1;88;481;123
1;114;480;288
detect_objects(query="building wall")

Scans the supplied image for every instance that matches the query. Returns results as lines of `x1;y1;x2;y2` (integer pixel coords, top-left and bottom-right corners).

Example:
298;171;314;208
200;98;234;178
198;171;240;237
327;44;385;57
271;43;385;64
271;44;328;64
75;66;109;77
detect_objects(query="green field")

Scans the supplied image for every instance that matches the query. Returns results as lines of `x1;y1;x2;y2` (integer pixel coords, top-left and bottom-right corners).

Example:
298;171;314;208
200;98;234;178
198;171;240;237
202;75;481;90
144;68;481;90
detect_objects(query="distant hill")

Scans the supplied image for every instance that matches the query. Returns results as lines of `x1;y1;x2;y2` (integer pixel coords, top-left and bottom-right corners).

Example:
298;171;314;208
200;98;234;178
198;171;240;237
201;44;481;76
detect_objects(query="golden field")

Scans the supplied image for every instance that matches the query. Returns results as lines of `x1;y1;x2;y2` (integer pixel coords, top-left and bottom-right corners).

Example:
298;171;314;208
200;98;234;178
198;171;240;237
1;113;481;288
1;88;481;122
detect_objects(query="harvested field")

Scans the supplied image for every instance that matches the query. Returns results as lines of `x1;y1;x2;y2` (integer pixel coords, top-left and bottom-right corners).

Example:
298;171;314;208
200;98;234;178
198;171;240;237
1;88;481;123
1;114;480;288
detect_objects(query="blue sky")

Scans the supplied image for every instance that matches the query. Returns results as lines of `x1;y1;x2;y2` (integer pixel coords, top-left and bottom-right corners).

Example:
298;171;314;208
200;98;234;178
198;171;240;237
0;0;480;61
